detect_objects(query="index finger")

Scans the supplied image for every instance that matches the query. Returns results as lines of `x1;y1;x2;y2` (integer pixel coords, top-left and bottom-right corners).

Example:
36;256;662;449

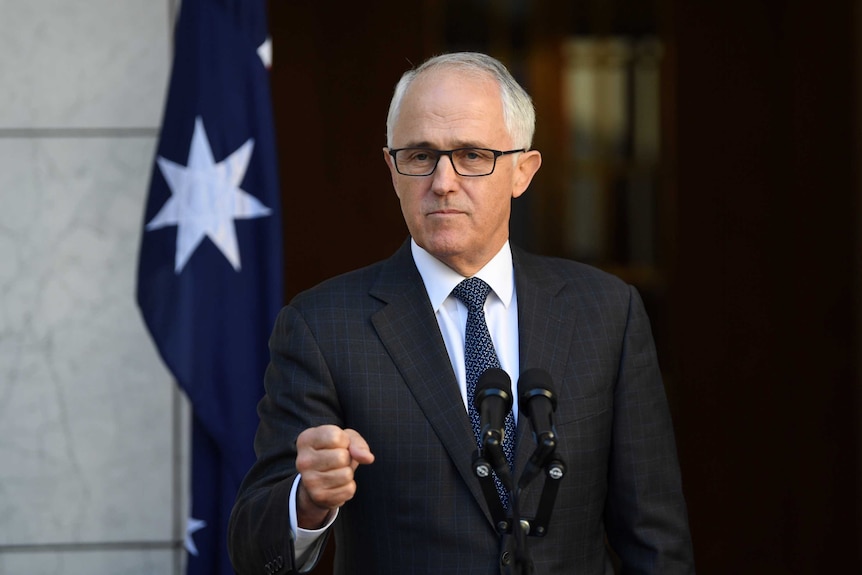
344;428;375;465
298;424;350;451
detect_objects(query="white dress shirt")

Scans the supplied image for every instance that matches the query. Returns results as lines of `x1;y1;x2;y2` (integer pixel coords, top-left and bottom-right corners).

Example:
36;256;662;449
410;239;521;420
290;239;520;570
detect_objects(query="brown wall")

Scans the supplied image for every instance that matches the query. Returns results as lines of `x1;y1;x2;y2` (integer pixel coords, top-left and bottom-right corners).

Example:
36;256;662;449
270;3;426;301
668;1;860;572
269;1;861;572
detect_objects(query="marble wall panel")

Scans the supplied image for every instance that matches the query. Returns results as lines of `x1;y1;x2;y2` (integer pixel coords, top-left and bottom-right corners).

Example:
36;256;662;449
0;137;177;546
0;547;177;575
0;0;171;129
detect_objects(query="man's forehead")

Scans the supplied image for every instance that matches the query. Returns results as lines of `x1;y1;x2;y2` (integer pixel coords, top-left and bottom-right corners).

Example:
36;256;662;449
409;66;497;95
394;72;505;140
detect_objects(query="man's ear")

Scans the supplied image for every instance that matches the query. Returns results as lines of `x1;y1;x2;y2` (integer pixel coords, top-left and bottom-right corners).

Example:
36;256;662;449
512;150;542;199
383;148;399;191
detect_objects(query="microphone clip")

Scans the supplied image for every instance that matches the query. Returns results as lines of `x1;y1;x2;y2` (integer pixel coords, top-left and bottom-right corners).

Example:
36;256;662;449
472;448;567;538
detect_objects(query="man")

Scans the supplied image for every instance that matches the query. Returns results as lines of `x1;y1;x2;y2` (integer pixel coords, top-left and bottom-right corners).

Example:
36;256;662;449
228;52;695;574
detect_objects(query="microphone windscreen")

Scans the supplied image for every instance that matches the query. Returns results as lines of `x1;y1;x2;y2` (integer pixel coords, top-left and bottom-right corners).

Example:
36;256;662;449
518;368;557;410
474;367;513;410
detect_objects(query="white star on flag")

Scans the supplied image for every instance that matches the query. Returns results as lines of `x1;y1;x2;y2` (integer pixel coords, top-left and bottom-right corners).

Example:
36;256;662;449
145;116;272;273
184;516;207;556
258;36;273;69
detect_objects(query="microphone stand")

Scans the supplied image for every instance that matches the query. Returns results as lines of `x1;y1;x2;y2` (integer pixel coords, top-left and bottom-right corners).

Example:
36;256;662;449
473;436;566;575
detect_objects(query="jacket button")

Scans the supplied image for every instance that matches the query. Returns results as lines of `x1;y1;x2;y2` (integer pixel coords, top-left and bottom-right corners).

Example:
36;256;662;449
501;550;511;565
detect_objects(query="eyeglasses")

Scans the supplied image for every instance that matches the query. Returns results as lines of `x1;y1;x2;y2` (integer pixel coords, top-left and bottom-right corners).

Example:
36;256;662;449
387;147;525;177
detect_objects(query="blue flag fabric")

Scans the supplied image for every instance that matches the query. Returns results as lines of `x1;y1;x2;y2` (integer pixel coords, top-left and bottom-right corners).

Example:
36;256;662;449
136;0;282;573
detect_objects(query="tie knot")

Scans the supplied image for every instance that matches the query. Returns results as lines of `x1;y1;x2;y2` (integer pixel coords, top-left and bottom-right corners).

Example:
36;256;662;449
452;277;493;311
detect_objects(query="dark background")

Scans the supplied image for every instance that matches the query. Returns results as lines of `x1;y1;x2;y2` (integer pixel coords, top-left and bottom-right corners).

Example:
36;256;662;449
268;1;861;572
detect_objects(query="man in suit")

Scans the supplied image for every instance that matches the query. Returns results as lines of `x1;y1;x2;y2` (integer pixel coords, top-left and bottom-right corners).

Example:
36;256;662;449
228;52;695;574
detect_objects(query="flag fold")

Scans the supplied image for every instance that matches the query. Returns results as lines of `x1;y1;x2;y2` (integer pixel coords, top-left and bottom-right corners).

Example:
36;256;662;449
137;1;282;572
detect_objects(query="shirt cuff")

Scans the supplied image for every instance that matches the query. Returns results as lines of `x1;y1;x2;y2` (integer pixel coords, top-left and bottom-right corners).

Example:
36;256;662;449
289;474;338;571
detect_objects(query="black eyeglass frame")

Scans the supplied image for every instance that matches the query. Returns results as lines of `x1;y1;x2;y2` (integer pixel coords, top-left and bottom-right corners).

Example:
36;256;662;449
387;147;526;177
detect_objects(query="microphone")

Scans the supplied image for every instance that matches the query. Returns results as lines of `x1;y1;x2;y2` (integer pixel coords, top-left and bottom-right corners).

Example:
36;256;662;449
518;368;558;488
473;368;513;476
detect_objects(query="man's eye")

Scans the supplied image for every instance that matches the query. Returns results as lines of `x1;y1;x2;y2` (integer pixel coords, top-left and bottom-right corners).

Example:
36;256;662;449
460;149;491;162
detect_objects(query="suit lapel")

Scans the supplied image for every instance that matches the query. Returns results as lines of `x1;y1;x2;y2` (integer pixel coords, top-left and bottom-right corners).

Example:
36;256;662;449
368;244;576;526
511;248;573;478
369;242;496;524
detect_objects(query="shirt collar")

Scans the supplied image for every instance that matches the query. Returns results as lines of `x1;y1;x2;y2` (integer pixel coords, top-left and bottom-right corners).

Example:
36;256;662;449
411;238;515;312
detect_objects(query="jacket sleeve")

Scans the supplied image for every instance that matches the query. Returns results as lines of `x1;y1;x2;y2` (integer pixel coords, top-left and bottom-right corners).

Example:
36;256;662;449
603;285;696;573
228;303;341;574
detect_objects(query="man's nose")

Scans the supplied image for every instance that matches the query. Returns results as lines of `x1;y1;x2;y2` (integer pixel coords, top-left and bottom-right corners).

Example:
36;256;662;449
430;153;459;194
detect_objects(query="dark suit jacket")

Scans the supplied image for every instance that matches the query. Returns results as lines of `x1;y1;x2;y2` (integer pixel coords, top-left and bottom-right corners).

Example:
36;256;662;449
228;241;695;575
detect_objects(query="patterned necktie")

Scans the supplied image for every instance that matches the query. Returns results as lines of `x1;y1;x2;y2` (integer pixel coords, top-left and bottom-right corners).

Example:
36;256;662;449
452;277;516;507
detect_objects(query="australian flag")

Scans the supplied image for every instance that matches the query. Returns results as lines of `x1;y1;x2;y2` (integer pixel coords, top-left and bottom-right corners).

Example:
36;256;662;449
136;0;282;573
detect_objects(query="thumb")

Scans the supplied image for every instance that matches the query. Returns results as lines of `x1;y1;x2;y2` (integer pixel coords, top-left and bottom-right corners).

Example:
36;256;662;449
344;428;375;467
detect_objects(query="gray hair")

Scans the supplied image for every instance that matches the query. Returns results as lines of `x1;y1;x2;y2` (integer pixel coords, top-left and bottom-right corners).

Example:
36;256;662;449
385;52;536;150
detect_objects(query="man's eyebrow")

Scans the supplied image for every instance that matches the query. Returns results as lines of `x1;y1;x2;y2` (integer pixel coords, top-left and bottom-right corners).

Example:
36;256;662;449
398;141;487;150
